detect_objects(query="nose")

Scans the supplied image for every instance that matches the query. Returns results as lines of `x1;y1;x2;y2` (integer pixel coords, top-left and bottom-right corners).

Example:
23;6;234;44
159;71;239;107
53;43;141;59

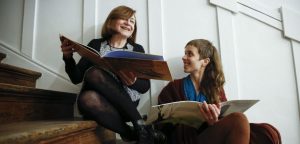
182;55;186;61
124;20;129;25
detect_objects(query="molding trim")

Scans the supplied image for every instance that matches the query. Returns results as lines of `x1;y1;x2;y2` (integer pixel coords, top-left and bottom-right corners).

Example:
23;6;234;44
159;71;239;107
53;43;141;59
147;0;165;106
83;0;97;44
0;41;79;92
210;0;238;13
211;0;282;30
238;4;282;30
21;0;37;58
238;0;281;20
147;0;163;56
291;41;300;118
281;7;300;42
216;7;239;99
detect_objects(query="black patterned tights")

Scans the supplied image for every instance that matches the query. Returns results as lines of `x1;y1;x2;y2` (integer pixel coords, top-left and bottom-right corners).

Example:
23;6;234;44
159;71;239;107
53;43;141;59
77;67;141;136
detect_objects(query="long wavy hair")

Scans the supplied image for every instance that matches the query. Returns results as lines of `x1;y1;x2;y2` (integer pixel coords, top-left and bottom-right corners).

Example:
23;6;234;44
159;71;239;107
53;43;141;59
101;5;137;44
186;39;225;103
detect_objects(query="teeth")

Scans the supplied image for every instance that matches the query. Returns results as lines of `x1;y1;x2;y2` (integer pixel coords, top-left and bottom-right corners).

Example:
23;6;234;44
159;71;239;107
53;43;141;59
121;26;130;31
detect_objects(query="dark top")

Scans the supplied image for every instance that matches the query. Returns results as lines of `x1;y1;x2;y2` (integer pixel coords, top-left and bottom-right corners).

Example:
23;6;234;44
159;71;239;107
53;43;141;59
63;38;150;94
157;78;227;144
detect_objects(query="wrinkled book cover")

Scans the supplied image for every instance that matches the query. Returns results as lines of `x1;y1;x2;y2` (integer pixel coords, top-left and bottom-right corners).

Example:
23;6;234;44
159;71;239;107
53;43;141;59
59;34;172;81
146;100;259;128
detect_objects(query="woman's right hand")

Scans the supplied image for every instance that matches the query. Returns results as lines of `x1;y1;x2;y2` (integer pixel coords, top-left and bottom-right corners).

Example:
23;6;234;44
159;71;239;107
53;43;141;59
60;39;75;58
198;101;221;125
116;70;137;86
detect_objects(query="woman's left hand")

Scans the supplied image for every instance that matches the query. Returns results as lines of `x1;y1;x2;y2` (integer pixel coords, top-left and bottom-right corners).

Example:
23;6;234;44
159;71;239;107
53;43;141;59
198;101;221;125
117;70;137;86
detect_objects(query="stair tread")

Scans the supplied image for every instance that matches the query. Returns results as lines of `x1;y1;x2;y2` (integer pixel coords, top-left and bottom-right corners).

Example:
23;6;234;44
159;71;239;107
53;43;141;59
0;63;42;87
0;83;77;100
0;63;42;78
0;120;97;143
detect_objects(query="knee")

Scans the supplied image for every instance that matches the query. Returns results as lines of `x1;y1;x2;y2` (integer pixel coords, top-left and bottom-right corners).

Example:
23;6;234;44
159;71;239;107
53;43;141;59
227;112;250;131
228;112;248;124
78;90;101;109
84;67;107;84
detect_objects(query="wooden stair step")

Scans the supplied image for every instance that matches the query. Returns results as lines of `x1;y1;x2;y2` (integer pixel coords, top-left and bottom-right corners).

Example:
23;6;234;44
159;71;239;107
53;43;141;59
0;120;116;144
0;63;42;87
0;83;77;124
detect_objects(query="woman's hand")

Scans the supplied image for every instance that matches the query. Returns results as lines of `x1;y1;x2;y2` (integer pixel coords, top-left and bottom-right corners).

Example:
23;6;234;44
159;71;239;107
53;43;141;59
117;70;137;86
198;101;221;125
60;39;75;58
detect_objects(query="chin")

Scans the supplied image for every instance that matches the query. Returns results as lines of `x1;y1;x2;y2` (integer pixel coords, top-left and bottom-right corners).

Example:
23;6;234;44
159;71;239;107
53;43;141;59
183;68;189;73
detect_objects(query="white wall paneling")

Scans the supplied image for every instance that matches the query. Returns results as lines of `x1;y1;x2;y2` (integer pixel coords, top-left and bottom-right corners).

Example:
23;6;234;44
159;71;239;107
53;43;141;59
211;0;300;143
147;0;166;106
216;7;239;100
281;7;300;42
210;0;238;13
83;0;97;44
291;41;300;117
21;0;37;58
238;0;281;20
0;0;24;52
237;2;282;30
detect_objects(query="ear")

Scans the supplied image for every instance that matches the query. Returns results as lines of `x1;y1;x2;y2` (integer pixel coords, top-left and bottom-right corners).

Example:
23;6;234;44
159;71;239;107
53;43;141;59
202;58;210;67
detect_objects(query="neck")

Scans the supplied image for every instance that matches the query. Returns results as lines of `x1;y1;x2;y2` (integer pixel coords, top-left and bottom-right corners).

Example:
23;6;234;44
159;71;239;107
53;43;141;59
190;67;205;93
109;35;127;48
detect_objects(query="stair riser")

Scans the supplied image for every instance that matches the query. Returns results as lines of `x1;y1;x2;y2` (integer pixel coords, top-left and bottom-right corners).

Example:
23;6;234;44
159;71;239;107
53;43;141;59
0;83;77;123
0;100;74;124
0;72;37;87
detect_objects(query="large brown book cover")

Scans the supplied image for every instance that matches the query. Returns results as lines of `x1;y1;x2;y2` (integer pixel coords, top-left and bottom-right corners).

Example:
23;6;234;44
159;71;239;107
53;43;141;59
59;34;172;81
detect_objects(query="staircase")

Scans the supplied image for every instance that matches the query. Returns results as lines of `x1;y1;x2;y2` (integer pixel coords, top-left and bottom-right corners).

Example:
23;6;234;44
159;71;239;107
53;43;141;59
0;53;116;144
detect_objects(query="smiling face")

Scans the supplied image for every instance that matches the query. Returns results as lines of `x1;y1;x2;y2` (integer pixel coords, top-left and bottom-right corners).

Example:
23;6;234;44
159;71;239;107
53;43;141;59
111;15;136;38
182;45;206;74
101;6;137;43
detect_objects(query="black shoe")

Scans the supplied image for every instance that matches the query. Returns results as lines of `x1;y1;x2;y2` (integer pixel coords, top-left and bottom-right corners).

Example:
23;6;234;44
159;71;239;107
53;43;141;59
136;120;152;144
148;125;166;144
134;120;166;144
120;126;138;142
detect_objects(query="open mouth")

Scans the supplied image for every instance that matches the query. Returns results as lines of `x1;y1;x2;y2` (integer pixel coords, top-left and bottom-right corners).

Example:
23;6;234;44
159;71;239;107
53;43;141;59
121;26;131;31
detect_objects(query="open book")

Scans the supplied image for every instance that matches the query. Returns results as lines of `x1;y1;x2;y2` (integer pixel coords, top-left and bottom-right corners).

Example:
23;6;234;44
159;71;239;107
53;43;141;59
145;100;259;128
59;34;172;81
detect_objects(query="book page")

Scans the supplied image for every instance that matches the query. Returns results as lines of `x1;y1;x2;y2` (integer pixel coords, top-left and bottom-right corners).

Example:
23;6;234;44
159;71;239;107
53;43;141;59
59;34;113;71
146;100;259;128
220;100;259;117
146;101;205;128
59;34;100;55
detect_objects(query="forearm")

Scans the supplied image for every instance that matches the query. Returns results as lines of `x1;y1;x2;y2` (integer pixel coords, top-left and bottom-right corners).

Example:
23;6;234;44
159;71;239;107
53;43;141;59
63;57;84;84
128;78;150;93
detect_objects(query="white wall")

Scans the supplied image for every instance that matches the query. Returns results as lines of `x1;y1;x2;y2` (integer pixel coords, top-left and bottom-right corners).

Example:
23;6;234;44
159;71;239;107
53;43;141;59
0;0;299;143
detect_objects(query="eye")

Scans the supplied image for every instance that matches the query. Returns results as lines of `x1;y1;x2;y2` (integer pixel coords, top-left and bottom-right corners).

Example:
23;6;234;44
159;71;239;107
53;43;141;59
129;19;135;24
185;51;192;57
